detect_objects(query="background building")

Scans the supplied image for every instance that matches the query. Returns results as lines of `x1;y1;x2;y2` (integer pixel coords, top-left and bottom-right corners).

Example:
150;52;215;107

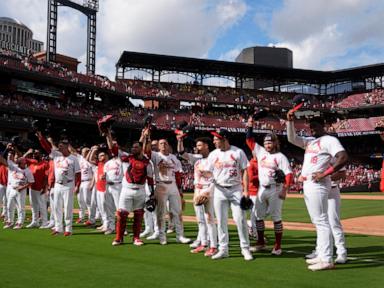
0;17;43;55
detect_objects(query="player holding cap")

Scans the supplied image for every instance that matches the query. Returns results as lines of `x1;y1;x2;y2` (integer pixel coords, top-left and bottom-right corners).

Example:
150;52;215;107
287;111;348;271
207;129;253;261
246;117;293;255
177;135;218;256
37;132;81;236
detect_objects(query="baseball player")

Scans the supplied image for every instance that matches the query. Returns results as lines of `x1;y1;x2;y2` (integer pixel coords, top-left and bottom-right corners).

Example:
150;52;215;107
287;111;348;271
380;132;384;192
40;157;55;229
207;129;253;261
23;149;49;228
106;131;155;246
247;155;259;240
177;135;218;256
246;118;293;255
145;129;191;245
1;148;34;229
37;132;81;236
0;153;8;221
306;159;348;264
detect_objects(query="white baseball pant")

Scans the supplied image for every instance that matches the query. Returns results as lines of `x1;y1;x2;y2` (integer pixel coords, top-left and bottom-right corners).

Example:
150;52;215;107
155;182;184;238
107;183;122;212
255;185;283;222
53;183;74;233
143;185;157;234
29;189;48;225
0;184;7;219
77;180;91;220
118;186;146;212
96;190;115;230
214;185;250;252
303;179;333;263
7;188;27;225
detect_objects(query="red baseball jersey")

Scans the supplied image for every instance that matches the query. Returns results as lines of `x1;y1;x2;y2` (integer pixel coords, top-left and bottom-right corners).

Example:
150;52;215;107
121;155;153;186
248;158;259;196
27;159;49;191
0;164;8;186
96;162;106;192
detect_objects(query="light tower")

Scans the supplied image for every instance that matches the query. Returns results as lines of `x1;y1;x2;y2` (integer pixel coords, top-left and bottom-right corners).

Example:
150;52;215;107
47;0;99;74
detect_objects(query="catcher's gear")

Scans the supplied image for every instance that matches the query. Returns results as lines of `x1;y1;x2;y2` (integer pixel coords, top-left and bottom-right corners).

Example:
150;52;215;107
194;194;209;206
145;197;156;212
97;115;115;136
240;196;253;210
274;169;286;184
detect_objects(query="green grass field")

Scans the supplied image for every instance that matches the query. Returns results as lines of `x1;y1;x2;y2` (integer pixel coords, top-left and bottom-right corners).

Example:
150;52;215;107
0;194;383;288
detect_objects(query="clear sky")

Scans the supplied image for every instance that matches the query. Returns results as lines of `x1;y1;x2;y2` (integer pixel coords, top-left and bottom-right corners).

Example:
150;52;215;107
1;0;383;79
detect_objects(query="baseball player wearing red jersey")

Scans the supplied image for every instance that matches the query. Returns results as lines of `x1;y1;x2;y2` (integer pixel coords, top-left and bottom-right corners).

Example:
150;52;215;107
246;118;293;255
24;149;49;228
37;133;81;236
287;112;348;271
0;157;8;221
207;129;253;261
1;150;34;229
177;136;218;256
146;133;190;245
107;132;155;246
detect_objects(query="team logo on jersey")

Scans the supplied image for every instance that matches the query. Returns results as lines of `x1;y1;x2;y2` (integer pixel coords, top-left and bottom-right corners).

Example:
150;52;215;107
305;139;322;154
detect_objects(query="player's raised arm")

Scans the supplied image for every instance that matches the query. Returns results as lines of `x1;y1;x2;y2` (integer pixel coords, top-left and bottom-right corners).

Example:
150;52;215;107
36;131;52;155
286;109;307;149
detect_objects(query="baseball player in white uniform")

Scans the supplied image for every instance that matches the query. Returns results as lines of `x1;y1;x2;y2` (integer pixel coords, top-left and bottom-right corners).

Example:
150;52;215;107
177;136;218;256
207;129;253;261
148;136;191;245
306;159;348;264
1;152;34;229
0;154;8;222
287;112;348;271
37;133;81;236
246;118;293;255
104;153;123;212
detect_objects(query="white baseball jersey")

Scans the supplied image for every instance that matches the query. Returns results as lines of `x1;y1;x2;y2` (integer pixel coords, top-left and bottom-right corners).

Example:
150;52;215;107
104;157;123;183
185;153;213;186
151;151;183;182
7;160;34;188
301;135;345;178
207;145;248;187
78;155;93;181
252;143;292;186
50;150;80;184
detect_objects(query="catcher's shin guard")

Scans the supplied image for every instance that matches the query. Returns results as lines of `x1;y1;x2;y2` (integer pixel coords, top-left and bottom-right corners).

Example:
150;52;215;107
133;209;145;240
115;209;129;242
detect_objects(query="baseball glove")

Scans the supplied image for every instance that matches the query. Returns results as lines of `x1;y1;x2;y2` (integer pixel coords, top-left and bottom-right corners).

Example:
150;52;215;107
194;194;209;206
274;169;286;184
145;197;157;212
240;196;253;210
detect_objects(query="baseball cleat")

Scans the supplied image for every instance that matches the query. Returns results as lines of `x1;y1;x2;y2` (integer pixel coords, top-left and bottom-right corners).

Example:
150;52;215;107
166;228;174;234
271;248;282;256
140;229;153;238
146;232;159;240
133;238;144;246
241;248;254;261
335;255;348;264
64;232;72;237
112;239;123;246
189;240;201;248
13;223;23;230
211;250;229;260
26;222;39;228
308;261;335;271
104;229;115;235
51;230;61;236
75;218;83;224
3;222;13;229
176;236;191;244
190;245;206;254
159;235;167;245
96;225;104;231
306;257;322;265
204;247;218;257
84;220;95;227
250;245;268;252
305;250;318;259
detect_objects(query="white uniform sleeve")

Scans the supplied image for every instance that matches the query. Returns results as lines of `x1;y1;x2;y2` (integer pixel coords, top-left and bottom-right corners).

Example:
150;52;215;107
7;159;17;171
147;160;154;178
25;168;35;184
279;154;292;175
253;142;265;159
287;121;308;149
326;136;345;157
73;157;81;174
49;149;62;159
206;151;215;172
151;152;159;167
174;156;183;173
238;149;249;170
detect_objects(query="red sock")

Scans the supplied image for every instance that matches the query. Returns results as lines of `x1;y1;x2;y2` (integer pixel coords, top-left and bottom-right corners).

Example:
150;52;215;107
133;209;144;240
256;220;265;245
274;221;283;250
115;209;128;241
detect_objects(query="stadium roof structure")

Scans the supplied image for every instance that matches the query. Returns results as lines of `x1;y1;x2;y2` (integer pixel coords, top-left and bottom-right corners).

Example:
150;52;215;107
116;51;384;85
